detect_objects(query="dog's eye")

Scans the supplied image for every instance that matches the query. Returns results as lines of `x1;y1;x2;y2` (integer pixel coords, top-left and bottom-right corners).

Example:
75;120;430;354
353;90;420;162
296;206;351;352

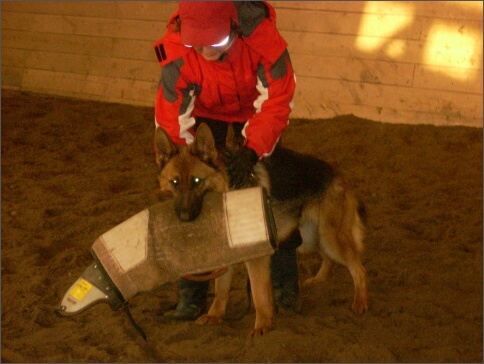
191;176;203;187
170;178;180;188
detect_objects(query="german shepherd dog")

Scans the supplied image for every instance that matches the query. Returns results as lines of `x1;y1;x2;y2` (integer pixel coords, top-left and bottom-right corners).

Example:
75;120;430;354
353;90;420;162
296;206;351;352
154;123;369;336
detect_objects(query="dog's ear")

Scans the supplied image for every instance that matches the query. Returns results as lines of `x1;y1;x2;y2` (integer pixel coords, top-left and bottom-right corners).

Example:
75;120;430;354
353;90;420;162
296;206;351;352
154;127;178;168
191;123;218;163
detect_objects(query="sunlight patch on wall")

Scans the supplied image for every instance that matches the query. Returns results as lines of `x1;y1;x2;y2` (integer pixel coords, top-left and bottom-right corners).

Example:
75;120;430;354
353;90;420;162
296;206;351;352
424;23;482;81
355;1;414;58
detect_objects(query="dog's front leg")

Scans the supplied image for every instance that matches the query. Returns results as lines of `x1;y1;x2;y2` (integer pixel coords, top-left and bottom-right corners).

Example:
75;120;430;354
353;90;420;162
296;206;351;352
196;265;235;325
244;255;273;336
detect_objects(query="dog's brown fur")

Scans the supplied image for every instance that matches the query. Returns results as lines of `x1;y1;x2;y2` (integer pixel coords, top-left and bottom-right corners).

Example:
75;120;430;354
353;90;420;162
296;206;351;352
154;123;369;336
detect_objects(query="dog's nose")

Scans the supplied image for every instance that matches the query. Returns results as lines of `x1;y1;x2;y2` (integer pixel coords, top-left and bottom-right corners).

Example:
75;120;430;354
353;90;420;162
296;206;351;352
175;198;201;222
176;205;198;222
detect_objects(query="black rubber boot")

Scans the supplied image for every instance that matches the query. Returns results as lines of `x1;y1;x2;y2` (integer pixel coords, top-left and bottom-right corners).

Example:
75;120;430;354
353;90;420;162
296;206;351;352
164;278;209;321
271;230;302;315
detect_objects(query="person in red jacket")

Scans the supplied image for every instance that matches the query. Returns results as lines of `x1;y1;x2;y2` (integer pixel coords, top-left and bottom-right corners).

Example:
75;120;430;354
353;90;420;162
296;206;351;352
154;1;301;320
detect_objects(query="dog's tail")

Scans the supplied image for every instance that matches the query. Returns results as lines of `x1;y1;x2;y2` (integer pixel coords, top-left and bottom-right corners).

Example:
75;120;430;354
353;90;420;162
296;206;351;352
321;177;366;256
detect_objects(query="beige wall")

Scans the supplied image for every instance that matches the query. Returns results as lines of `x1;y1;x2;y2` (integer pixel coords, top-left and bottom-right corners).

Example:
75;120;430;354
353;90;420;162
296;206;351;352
2;1;482;127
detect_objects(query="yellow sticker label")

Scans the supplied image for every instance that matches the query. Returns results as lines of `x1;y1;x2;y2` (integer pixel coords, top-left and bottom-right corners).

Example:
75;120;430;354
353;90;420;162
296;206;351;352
69;278;93;301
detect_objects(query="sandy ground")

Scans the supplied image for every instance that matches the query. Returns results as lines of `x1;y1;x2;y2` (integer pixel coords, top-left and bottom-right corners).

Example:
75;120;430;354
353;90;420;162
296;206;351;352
1;89;482;363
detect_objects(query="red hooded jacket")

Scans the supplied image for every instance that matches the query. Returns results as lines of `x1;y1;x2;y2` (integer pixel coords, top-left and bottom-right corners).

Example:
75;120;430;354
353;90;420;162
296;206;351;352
153;2;296;158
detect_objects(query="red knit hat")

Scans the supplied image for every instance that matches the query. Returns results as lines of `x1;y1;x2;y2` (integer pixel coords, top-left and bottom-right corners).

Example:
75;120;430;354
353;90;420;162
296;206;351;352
178;1;238;47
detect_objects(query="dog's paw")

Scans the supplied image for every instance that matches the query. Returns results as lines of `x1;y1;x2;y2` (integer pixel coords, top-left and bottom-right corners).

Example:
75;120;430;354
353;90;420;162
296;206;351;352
250;315;272;337
351;297;370;314
195;314;222;325
250;325;271;337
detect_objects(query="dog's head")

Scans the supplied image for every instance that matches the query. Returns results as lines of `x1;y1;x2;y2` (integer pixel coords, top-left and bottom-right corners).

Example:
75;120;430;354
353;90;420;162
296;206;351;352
154;123;229;222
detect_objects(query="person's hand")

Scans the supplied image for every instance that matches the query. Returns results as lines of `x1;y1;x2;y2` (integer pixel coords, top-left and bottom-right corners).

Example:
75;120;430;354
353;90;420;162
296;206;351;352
225;146;258;189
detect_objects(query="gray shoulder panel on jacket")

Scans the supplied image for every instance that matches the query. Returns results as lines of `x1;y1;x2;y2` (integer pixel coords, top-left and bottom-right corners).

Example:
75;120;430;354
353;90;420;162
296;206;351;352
161;58;184;103
271;50;291;80
235;1;269;37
